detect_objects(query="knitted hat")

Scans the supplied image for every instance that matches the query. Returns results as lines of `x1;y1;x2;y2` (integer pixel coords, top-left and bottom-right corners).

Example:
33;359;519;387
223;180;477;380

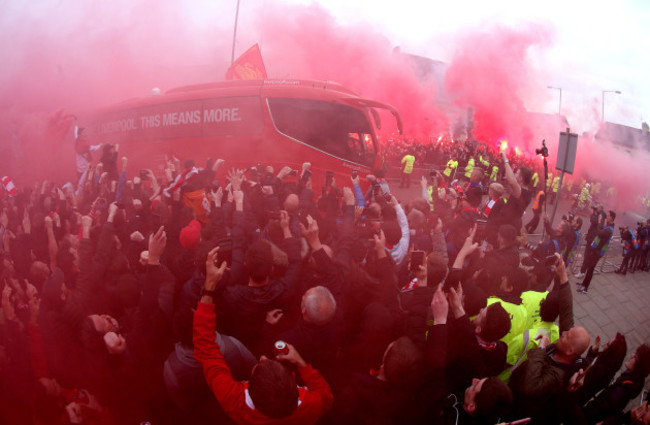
179;220;201;250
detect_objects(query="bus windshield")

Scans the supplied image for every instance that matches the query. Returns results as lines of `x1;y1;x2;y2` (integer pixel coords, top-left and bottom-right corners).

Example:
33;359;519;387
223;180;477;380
267;97;377;167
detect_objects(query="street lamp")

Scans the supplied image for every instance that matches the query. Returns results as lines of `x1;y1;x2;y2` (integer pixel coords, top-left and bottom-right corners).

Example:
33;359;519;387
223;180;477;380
601;90;621;122
231;0;241;65
547;86;562;115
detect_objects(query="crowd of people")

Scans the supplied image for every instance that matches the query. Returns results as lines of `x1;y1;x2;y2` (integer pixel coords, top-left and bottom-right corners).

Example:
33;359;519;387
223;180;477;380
382;134;629;214
615;219;650;276
0;139;649;425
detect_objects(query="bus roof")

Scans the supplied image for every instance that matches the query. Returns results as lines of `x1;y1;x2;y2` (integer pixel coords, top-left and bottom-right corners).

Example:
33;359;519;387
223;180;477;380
168;79;360;96
96;79;363;114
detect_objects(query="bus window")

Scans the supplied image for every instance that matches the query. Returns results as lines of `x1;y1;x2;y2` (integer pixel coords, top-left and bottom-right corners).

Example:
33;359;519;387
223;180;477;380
267;98;377;167
362;133;375;155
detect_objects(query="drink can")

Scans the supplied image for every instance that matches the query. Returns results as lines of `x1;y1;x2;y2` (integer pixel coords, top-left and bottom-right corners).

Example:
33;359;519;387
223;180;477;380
274;340;289;356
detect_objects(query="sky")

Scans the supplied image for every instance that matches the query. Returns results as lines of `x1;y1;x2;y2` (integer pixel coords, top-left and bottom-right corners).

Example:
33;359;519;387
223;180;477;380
272;0;649;129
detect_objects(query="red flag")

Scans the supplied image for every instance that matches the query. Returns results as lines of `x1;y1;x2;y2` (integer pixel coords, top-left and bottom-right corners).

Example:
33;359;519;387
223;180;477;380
225;44;267;80
46;109;76;143
1;176;17;197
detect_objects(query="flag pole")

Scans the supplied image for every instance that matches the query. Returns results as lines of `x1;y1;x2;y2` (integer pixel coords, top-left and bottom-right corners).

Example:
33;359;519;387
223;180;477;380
231;0;241;65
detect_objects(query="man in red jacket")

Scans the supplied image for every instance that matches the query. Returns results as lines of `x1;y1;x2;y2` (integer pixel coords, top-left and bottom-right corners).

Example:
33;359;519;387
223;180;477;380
193;247;333;424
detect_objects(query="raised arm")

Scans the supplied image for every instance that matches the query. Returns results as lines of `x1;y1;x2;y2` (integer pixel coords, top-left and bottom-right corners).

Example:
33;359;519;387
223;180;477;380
350;174;366;207
228;187;246;285
44;215;58;272
64;205;117;324
553;254;574;332
430;217;448;263
501;152;521;199
193;248;245;414
390;196;410;266
115;156;128;205
277;210;302;294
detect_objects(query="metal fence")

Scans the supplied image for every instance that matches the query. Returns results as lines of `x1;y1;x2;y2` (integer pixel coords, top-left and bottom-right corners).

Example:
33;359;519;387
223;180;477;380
526;233;624;275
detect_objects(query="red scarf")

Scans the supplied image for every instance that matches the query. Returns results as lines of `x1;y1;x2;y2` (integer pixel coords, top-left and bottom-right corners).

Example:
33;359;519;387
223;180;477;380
482;197;500;217
163;166;199;197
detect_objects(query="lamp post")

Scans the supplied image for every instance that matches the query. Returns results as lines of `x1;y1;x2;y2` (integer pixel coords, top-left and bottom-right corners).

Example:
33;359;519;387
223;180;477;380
231;0;241;65
547;86;562;115
601;90;621;122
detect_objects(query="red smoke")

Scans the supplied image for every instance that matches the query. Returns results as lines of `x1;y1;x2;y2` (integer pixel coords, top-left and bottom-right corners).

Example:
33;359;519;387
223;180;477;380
572;130;650;214
444;25;553;152
255;3;448;139
0;0;231;181
0;1;647;216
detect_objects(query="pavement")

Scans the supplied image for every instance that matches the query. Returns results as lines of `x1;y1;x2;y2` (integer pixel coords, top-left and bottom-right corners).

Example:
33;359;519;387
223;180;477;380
570;256;650;409
572;263;649;353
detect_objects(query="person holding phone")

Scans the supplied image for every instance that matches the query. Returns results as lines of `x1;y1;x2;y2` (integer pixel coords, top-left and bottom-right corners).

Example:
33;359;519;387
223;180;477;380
380;194;410;267
350;170;366;207
425;283;514;424
194;249;333;424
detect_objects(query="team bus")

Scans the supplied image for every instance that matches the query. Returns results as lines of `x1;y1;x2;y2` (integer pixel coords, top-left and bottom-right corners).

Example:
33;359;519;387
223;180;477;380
82;79;403;186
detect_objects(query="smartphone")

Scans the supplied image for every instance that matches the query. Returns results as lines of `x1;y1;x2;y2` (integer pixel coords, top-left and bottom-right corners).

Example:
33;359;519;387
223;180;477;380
475;219;487;242
268;211;281;220
351;170;358;179
383;192;392;202
442;279;459;294
249;167;259;182
298;210;309;227
543;255;557;266
288;169;298;176
139;169;149;180
325;170;334;187
410;251;425;271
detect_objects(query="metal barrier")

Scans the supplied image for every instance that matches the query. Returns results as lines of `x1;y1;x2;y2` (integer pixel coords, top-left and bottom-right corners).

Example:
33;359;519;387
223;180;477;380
599;236;623;273
524;233;623;275
564;235;623;275
383;162;444;182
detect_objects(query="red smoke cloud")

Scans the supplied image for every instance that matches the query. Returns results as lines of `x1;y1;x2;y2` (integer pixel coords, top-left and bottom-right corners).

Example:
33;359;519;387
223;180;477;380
0;1;647;215
255;3;447;139
444;25;554;152
441;24;649;214
0;1;231;181
573;130;650;214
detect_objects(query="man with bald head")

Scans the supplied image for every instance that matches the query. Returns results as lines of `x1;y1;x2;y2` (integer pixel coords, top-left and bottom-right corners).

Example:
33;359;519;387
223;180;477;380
283;193;299;213
278;286;341;378
301;286;337;326
508;325;591;421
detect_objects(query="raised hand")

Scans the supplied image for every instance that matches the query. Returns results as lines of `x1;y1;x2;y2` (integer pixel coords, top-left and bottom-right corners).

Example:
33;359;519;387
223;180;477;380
431;285;449;325
148;226;167;265
204;247;228;290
